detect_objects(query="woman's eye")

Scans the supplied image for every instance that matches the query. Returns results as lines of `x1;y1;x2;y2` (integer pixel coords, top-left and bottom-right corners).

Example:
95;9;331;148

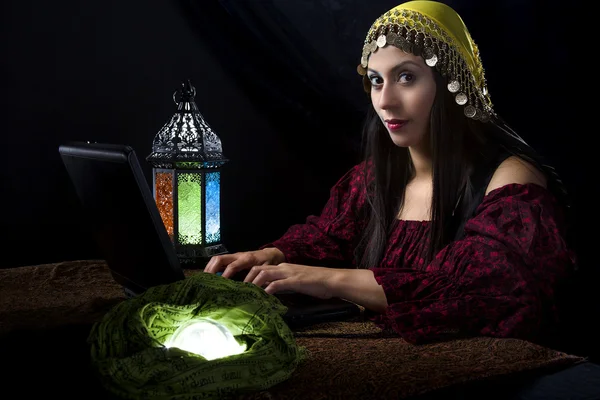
368;75;383;86
398;72;414;84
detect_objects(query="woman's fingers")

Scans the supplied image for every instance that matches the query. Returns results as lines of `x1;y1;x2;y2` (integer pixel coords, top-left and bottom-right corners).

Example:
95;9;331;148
245;265;287;288
221;258;253;279
211;260;317;298
205;250;277;276
204;254;237;273
205;253;259;277
243;265;272;285
242;265;261;284
264;279;289;295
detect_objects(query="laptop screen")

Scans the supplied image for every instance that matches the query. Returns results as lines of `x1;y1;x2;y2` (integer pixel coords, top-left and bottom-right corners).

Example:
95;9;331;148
59;142;185;295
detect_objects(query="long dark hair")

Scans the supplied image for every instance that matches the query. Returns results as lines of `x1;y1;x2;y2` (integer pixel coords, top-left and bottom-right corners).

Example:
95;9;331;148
356;70;568;268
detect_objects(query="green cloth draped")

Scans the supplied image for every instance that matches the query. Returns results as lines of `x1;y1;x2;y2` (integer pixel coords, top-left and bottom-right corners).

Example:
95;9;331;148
88;272;307;399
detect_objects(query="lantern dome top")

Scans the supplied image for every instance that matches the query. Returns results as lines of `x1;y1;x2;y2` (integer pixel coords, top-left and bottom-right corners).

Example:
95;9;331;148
147;80;227;168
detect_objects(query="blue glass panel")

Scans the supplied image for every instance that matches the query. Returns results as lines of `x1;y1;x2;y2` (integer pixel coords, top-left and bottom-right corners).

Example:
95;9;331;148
205;172;221;243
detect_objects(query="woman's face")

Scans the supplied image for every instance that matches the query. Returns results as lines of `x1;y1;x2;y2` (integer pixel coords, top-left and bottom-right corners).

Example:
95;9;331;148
367;46;436;148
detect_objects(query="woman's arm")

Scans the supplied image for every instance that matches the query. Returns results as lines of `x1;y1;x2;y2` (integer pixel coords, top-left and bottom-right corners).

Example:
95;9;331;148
244;262;387;312
367;183;574;344
328;269;388;313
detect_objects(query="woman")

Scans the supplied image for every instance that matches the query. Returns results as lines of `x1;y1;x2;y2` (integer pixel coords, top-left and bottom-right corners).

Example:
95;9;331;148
203;0;576;347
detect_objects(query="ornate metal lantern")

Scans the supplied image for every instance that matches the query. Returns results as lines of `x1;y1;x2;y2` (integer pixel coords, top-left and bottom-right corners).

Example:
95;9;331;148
147;80;228;265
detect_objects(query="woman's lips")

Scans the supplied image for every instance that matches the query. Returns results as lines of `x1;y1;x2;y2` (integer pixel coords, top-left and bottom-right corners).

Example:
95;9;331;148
385;119;408;131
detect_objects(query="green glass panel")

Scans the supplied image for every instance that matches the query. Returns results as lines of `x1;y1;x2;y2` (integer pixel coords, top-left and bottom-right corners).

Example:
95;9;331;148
177;173;202;245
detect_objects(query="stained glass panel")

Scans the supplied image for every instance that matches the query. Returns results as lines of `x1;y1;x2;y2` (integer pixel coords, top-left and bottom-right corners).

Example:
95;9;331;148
205;172;221;243
177;172;202;245
155;171;174;241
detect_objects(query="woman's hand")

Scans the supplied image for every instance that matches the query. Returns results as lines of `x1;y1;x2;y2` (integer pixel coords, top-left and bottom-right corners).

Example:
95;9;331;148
243;263;339;299
203;248;285;279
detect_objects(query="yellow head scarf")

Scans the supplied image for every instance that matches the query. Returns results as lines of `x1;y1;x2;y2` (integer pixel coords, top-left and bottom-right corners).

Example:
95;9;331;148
358;1;494;122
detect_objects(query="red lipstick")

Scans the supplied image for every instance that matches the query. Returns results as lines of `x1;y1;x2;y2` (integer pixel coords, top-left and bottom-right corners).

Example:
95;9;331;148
385;119;408;131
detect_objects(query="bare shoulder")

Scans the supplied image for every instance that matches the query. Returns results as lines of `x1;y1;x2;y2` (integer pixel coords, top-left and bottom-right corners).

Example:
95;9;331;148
485;156;547;195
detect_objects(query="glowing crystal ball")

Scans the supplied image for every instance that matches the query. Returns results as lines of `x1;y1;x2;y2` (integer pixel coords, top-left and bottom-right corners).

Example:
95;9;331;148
164;318;246;360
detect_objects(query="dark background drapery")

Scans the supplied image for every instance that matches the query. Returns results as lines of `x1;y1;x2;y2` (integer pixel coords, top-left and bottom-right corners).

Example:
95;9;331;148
1;0;590;270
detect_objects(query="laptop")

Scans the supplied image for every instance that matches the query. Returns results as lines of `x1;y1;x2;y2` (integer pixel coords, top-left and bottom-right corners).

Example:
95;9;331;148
58;141;361;327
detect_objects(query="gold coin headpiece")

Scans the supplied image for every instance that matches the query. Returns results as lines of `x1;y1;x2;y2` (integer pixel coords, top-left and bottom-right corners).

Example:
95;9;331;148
357;1;494;122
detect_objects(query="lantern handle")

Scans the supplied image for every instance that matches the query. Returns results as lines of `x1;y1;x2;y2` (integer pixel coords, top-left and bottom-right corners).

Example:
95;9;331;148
172;80;197;105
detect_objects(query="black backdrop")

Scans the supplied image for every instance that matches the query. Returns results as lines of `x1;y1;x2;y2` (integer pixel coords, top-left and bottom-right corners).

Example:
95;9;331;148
1;0;592;272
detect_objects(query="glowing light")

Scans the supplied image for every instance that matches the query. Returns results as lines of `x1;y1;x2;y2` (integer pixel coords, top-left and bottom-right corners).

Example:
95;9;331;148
164;319;246;360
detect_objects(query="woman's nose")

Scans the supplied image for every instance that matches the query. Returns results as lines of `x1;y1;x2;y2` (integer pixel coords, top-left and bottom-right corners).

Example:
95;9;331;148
378;83;398;110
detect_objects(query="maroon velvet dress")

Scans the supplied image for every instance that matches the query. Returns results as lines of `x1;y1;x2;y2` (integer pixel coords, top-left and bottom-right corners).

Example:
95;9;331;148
261;163;576;345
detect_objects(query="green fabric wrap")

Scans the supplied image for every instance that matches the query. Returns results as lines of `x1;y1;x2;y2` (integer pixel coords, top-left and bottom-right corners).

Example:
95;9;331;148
88;272;307;399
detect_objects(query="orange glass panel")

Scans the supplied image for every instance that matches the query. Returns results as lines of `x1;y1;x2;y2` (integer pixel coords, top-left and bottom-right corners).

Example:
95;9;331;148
155;171;174;241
